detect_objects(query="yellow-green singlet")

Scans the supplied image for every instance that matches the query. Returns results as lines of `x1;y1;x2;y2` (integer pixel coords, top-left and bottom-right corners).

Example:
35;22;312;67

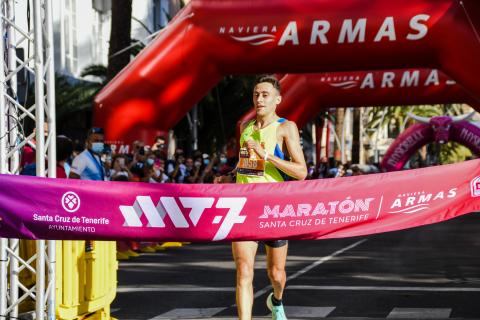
236;118;288;184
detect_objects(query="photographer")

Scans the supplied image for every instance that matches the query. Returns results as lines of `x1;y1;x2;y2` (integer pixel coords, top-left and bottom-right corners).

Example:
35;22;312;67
129;141;147;180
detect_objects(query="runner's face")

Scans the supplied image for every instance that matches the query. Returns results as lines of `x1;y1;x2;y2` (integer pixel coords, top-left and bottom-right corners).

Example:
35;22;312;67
253;82;281;117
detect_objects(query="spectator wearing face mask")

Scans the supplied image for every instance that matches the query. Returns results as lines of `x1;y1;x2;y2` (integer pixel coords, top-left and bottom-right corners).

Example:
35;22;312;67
167;148;184;176
154;158;170;183
69;127;106;181
186;157;203;183
142;153;167;183
218;153;233;175
199;153;217;183
69;127;108;254
171;153;188;183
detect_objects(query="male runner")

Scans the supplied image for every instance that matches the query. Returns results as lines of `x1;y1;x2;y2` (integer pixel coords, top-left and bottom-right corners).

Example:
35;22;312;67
216;75;307;320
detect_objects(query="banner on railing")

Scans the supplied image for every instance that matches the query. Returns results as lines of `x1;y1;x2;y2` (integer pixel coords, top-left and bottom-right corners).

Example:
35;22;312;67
1;160;480;241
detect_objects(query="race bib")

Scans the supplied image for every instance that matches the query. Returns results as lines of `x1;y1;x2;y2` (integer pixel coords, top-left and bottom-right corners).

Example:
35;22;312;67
237;145;265;176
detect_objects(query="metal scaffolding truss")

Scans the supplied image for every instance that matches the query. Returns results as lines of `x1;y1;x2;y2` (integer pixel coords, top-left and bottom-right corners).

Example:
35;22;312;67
0;0;56;319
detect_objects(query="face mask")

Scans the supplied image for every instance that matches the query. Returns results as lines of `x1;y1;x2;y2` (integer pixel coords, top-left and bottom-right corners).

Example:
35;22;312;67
203;159;210;166
194;161;201;168
91;142;104;154
220;157;227;164
155;169;161;177
147;158;155;166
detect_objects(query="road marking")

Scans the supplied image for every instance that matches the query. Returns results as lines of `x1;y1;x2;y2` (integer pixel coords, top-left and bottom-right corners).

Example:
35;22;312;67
117;283;480;294
149;307;226;319
252;239;368;299
387;307;451;319
287;285;480;292
283;306;335;318
119;240;368;296
117;285;235;293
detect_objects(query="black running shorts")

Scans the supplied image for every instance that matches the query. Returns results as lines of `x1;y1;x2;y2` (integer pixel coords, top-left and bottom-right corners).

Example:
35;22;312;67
262;240;288;248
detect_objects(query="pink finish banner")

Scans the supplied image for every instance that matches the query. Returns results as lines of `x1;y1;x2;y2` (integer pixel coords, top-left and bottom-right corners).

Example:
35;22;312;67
1;160;480;241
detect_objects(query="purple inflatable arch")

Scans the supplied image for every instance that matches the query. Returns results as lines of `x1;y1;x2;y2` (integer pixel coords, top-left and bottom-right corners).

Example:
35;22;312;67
380;114;480;171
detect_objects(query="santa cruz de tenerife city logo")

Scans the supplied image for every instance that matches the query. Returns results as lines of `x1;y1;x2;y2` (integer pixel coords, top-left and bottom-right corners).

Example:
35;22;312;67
61;191;81;213
119;196;247;241
471;176;480;197
387;188;457;214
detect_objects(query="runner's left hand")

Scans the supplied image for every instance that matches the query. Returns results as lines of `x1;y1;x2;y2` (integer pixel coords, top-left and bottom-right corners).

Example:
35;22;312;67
246;139;266;159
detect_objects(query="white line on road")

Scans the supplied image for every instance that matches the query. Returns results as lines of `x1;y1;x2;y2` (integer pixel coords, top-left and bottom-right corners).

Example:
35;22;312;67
286;285;480;292
387;307;451;319
118;240;369;296
252;239;368;300
149;307;226;319
117;284;480;293
117;285;235;293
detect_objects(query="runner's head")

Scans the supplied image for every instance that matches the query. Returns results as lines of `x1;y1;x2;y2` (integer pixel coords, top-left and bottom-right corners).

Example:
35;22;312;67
253;75;282;117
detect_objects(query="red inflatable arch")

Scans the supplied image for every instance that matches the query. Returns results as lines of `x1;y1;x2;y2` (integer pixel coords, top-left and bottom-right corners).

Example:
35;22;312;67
94;0;480;148
237;69;480;134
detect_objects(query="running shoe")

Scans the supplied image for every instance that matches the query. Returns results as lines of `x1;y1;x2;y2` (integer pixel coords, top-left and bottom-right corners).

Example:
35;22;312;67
266;292;287;320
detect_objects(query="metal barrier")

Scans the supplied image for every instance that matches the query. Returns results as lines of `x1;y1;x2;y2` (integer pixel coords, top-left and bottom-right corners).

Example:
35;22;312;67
18;240;117;319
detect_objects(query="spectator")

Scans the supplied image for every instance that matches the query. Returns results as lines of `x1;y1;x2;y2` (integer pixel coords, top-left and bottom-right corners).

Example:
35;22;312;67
20;123;49;170
218;153;233;175
170;152;188;183
151;135;167;158
110;155;132;181
69;127;107;253
153;158;170;183
56;135;73;178
186;157;203;183
142;152;166;183
21;135;72;178
200;153;217;183
317;157;329;178
69;127;106;181
129;141;147;180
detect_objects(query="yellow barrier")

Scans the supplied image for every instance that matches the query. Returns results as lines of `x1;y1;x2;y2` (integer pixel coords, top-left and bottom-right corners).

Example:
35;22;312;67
56;240;118;320
18;240;118;319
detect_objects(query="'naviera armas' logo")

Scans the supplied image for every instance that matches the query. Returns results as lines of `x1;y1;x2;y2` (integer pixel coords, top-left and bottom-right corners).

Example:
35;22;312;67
120;196;247;241
221;14;430;46
387;188;457;214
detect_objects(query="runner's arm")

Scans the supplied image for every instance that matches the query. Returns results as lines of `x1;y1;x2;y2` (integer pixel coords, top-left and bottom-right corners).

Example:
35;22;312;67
247;121;307;180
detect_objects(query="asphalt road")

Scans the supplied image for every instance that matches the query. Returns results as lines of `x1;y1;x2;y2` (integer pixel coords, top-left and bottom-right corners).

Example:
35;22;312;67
111;212;480;319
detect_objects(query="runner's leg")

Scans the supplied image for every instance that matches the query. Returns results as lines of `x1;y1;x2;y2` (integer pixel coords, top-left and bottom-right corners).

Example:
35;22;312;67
232;241;258;320
266;242;288;300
